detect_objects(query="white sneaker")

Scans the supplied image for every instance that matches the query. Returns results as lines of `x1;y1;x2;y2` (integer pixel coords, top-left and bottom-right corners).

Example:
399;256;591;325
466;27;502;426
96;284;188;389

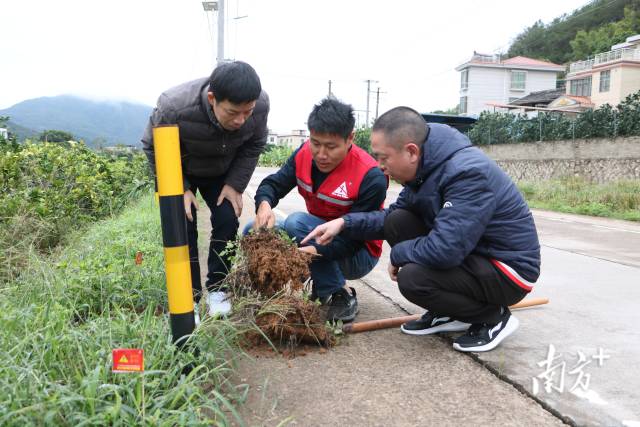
193;304;201;327
207;291;231;317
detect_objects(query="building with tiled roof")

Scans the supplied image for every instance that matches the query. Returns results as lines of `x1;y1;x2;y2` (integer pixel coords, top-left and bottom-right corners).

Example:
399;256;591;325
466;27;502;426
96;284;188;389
566;34;640;109
455;52;564;116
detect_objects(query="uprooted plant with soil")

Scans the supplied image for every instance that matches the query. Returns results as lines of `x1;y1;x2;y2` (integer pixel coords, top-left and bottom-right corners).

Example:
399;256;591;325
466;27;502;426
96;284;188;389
224;228;337;348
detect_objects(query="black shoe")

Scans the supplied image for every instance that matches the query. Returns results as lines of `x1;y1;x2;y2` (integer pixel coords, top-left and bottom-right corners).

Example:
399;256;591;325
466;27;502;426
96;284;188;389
401;312;470;335
309;289;330;305
453;308;519;352
326;287;358;323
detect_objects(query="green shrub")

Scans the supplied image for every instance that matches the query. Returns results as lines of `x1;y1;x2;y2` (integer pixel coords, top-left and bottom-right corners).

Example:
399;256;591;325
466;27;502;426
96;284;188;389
258;145;293;167
354;127;372;153
468;90;640;145
0;141;151;283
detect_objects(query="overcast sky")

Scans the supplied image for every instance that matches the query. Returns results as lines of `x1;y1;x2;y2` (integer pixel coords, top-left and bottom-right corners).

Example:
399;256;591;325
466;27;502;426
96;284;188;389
1;0;588;132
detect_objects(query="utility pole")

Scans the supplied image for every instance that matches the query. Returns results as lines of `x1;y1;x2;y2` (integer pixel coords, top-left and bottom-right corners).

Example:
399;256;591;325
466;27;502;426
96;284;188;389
375;87;383;120
364;79;378;127
328;80;332;97
202;1;225;64
217;0;225;64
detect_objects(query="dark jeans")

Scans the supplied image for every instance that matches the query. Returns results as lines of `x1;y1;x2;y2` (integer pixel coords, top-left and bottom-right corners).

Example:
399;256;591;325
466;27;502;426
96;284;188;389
385;209;527;325
186;175;239;302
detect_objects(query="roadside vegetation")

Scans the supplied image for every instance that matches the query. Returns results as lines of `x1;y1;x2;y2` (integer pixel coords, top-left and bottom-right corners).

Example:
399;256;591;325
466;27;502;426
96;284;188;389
518;177;640;221
468;91;640;145
0;193;244;425
0;137;150;283
257;145;293;166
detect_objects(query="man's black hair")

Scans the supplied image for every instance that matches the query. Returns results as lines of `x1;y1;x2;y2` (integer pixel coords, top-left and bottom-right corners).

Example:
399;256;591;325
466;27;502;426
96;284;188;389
307;97;355;140
372;106;428;149
209;61;262;104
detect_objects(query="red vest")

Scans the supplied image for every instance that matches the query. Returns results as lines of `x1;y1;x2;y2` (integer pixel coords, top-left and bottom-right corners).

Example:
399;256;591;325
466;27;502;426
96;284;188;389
294;141;384;258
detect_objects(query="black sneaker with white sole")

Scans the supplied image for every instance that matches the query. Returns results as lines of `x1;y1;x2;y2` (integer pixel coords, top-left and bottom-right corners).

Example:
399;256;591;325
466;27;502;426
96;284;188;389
452;308;519;352
326;287;358;323
401;312;470;335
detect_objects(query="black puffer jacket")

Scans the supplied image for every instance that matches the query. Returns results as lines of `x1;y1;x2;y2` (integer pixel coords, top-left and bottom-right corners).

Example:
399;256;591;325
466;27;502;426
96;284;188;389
141;77;269;192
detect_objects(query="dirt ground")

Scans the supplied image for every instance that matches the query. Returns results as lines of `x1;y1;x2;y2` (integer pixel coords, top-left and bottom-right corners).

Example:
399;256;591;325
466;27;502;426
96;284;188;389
197;200;565;427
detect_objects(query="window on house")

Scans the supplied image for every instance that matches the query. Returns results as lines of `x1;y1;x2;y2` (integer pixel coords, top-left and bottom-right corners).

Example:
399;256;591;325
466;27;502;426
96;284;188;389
599;70;610;92
510;70;526;90
460;70;468;90
459;96;467;114
569;77;592;96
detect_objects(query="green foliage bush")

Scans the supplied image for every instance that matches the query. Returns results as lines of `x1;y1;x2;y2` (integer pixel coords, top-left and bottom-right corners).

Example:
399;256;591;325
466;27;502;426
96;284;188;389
258;145;293;167
468;91;640;145
354;127;372;154
0;140;151;282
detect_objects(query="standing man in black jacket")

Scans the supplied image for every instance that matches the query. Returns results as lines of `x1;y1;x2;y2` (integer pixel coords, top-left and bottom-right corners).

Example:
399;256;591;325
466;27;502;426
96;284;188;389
142;61;269;322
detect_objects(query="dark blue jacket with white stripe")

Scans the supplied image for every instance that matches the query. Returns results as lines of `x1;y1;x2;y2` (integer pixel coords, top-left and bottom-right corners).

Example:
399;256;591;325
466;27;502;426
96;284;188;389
343;123;541;283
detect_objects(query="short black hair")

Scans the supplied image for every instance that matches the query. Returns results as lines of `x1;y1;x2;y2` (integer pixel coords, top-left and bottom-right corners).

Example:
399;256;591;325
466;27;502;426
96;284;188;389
307;97;355;140
372;106;428;150
209;61;262;104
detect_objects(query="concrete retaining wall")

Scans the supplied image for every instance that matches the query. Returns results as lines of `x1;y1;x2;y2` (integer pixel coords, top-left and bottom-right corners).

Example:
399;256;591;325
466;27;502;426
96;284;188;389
478;137;640;182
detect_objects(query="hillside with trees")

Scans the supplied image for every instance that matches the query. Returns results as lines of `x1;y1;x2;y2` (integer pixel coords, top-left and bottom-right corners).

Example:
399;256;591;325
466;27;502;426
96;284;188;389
0;95;152;148
507;0;640;64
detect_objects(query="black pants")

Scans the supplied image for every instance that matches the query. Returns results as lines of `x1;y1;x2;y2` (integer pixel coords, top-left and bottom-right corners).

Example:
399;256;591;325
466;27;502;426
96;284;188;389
384;209;527;325
186;175;239;302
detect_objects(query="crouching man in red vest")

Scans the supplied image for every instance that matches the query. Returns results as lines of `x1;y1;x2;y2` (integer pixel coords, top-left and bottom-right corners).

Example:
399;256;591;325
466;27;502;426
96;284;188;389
246;97;387;322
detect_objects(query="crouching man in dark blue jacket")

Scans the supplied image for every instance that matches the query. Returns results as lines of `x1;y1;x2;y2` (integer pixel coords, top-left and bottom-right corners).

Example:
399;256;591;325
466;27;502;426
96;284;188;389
302;106;541;352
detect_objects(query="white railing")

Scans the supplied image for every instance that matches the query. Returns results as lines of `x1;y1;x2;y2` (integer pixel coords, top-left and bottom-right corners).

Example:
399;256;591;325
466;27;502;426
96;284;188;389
569;47;640;73
471;54;500;64
594;47;640;65
569;59;595;73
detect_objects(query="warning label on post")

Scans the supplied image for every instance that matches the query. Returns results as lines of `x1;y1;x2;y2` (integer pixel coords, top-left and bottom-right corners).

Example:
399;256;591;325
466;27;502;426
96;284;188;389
112;348;144;373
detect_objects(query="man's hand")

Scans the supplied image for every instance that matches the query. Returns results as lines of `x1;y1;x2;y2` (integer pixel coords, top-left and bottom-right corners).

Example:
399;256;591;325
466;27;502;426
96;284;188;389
388;263;399;282
254;201;276;229
184;189;200;222
217;184;243;217
301;218;345;246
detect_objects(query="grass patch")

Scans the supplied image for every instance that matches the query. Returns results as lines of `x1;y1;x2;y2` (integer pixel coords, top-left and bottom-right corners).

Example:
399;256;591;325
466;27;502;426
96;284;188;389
0;193;245;426
518;177;640;221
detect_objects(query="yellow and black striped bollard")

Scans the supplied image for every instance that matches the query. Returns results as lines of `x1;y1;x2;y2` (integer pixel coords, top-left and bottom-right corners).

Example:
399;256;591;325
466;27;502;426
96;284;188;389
153;125;195;347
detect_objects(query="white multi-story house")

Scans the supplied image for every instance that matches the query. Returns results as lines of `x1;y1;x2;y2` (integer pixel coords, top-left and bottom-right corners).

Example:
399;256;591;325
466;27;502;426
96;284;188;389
455;53;564;116
566;34;640;108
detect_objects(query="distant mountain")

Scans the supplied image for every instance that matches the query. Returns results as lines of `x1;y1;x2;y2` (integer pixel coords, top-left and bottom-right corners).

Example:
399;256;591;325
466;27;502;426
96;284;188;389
0;95;152;148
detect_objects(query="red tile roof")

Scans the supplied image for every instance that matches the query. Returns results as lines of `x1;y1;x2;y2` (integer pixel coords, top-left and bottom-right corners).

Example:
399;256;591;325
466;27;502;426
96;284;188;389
564;95;594;106
502;56;562;67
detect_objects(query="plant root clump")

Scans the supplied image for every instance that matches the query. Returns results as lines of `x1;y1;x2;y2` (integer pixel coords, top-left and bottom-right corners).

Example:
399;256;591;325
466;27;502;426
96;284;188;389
251;294;334;347
239;228;311;296
227;229;337;349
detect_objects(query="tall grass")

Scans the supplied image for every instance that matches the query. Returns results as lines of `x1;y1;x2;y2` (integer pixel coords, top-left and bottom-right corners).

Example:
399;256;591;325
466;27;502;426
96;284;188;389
518;177;640;221
0;194;245;426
